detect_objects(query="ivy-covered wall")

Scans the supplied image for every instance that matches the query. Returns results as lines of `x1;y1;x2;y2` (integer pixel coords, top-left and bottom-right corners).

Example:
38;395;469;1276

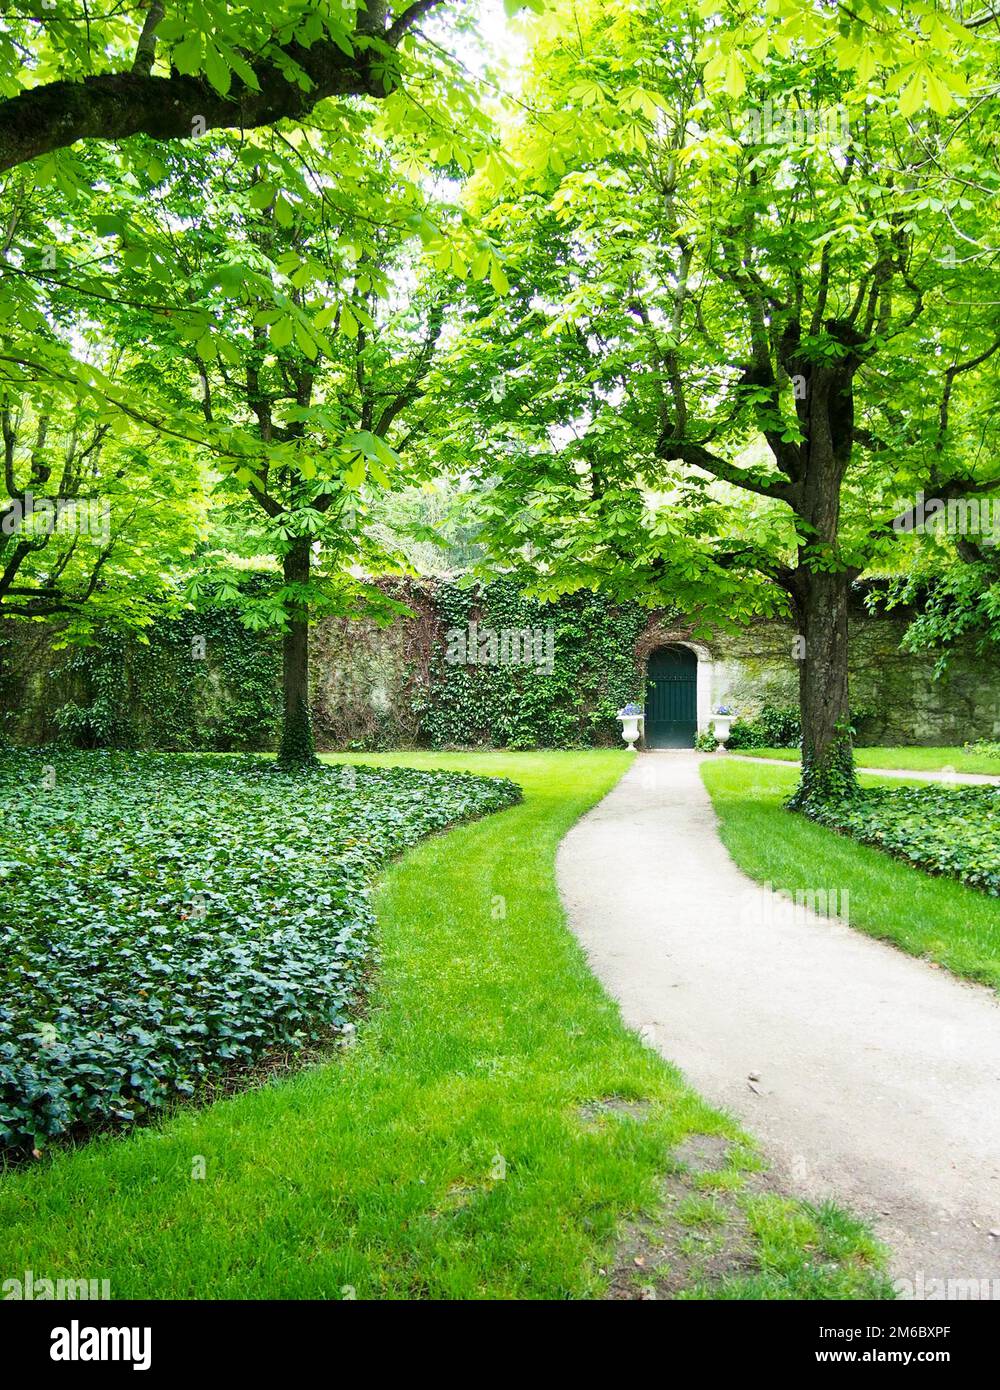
2;578;998;750
311;579;649;749
0;581;648;751
0;610;281;751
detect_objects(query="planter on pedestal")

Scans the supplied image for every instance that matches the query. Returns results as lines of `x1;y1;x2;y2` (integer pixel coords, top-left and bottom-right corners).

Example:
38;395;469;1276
616;704;644;751
710;711;735;752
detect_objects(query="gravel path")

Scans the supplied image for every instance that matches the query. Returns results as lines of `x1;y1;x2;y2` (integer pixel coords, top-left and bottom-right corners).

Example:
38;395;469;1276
557;751;1000;1298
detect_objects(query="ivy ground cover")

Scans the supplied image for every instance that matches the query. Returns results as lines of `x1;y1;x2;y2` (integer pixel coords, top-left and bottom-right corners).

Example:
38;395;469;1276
0;749;519;1153
805;784;1000;897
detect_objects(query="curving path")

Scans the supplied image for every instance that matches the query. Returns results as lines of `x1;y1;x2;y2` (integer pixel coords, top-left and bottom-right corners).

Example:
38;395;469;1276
557;751;1000;1298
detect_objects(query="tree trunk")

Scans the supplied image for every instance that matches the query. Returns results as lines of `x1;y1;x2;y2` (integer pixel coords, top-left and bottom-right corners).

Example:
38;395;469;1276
782;348;861;807
787;564;857;807
277;537;318;768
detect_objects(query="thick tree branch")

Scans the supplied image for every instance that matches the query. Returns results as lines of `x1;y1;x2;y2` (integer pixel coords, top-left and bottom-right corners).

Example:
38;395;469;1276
655;432;797;504
880;473;1000;539
0;1;447;173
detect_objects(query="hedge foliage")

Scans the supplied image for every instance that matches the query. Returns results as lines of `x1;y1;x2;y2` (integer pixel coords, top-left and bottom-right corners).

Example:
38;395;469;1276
725;704;802;750
806;785;1000;895
723;703;878;751
0;749;520;1152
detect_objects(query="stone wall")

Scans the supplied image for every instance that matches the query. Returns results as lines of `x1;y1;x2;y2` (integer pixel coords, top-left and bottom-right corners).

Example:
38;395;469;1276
310;582;441;749
704;608;1000;745
1;581;997;749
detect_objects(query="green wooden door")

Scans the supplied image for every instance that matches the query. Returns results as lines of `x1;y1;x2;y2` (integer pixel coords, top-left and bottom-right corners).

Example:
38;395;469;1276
645;646;697;748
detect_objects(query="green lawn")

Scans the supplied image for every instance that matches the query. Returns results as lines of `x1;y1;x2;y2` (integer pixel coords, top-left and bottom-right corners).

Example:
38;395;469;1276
702;758;1000;991
0;750;888;1300
739;746;1000;776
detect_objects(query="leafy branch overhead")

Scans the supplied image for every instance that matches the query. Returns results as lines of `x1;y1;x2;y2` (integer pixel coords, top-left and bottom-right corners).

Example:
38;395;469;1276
0;0;986;179
0;1;448;172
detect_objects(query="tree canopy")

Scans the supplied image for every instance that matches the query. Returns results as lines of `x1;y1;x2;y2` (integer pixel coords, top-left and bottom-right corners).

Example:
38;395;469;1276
1;0;997;779
424;0;999;793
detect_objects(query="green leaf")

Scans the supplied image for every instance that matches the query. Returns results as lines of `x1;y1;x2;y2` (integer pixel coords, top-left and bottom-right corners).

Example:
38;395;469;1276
342;432;401;478
899;73;924;118
222;44;262;93
92;215;126;238
344;454;367;488
216;338;243;366
724;53;746;100
295;322;318;359
925;72;953;116
274;196;296;229
172;36;202;76
567;81;605;107
855;46;877;85
489;259;510;296
204;44;231;96
269;317;293;350
249;182;275;210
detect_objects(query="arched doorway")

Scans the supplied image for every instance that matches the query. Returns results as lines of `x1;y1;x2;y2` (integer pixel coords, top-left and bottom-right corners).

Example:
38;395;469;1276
645;645;698;747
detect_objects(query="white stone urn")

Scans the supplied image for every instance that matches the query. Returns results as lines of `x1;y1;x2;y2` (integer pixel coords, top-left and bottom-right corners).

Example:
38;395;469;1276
616;705;644;750
711;711;735;751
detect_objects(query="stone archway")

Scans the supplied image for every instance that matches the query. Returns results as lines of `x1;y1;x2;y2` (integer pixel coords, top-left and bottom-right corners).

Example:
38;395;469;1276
636;628;715;745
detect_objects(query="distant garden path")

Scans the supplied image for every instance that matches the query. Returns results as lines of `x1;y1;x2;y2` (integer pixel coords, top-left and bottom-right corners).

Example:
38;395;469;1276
557;752;1000;1296
730;754;1000;787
